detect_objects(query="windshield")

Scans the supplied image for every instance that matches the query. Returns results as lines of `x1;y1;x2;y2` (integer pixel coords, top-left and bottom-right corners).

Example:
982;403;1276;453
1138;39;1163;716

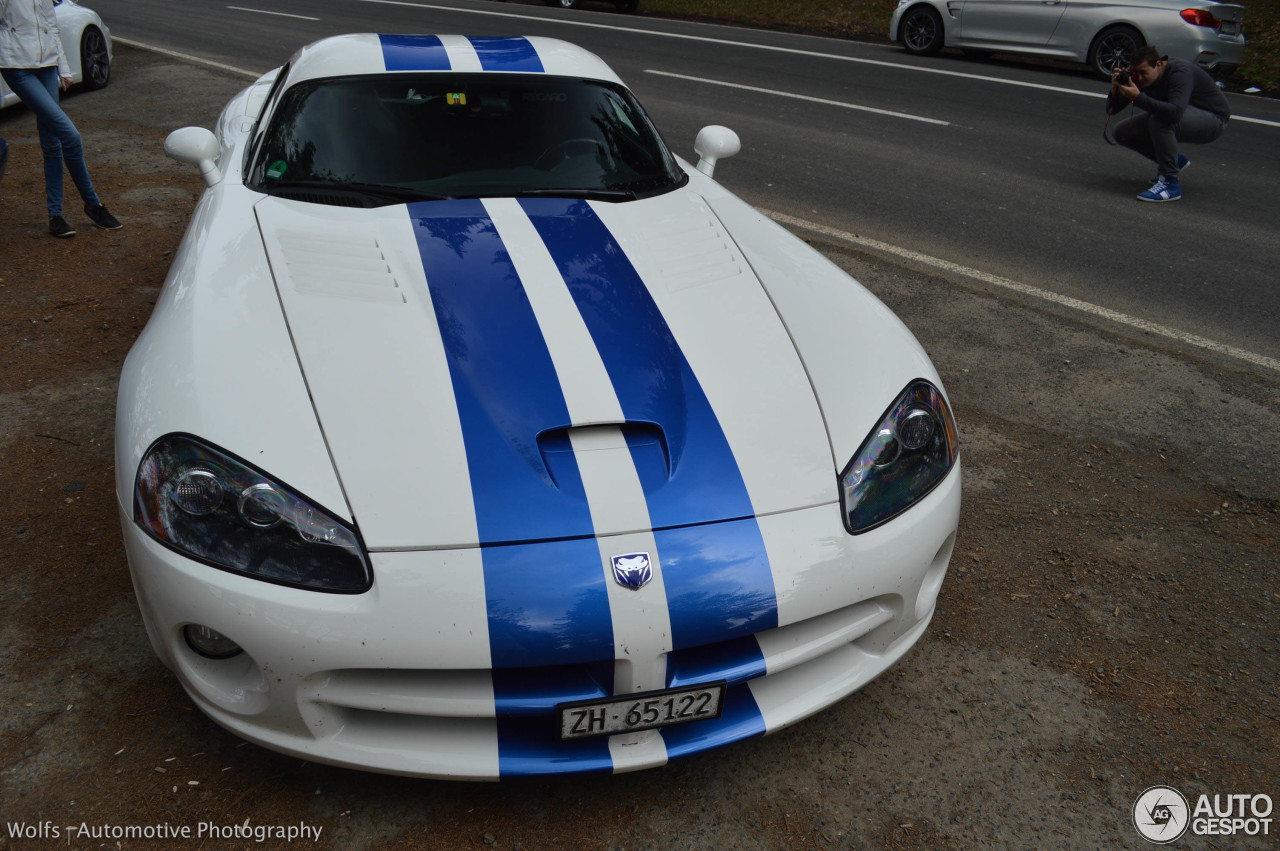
248;73;687;205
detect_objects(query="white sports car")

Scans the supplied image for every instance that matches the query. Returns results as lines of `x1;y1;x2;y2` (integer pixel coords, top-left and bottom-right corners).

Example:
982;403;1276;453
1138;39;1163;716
116;34;962;779
0;0;112;110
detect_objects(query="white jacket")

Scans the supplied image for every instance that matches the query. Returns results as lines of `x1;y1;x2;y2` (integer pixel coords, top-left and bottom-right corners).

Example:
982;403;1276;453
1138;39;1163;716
0;0;72;76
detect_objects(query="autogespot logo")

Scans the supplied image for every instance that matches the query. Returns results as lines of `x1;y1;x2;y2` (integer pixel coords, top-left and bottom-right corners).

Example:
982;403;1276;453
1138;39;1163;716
1133;786;1190;844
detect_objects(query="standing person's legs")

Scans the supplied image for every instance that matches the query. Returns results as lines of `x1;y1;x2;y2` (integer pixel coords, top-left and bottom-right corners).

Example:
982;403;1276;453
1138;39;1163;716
0;66;101;217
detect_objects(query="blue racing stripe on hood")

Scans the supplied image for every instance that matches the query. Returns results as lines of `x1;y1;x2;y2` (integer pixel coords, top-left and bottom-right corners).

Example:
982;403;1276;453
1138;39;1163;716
407;200;613;671
518;198;754;528
407;199;594;545
467;36;544;72
378;34;451;71
517;198;779;650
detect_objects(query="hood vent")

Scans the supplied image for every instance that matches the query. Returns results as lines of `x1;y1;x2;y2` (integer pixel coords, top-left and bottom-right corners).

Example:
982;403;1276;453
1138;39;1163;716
642;213;747;292
274;230;405;304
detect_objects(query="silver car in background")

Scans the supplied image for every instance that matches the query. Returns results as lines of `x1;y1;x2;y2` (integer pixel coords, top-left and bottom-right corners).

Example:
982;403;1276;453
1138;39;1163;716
1;0;112;109
890;0;1244;79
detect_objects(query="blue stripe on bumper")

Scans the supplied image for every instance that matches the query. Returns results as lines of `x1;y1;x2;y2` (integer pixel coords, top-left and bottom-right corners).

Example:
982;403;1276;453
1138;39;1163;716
661;683;766;759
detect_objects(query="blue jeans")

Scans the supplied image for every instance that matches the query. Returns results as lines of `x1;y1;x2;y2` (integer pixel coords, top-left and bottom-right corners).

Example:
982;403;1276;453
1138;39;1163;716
1113;105;1226;178
0;65;100;216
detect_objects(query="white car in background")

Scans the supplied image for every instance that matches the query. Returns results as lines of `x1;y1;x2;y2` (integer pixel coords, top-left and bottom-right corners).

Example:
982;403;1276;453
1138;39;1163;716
1;0;112;109
117;33;962;779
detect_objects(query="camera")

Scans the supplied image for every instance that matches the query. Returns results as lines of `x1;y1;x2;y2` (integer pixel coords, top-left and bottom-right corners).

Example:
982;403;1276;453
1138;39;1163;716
1115;70;1132;86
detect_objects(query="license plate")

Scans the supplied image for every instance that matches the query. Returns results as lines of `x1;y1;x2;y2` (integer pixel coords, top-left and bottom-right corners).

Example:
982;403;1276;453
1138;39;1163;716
558;682;726;740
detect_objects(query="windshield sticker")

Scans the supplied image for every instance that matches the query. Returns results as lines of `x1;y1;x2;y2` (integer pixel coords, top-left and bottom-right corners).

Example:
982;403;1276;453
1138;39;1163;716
447;92;468;106
266;161;288;180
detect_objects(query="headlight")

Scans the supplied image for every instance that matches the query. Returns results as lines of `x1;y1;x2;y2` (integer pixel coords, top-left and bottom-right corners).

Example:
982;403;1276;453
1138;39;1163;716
134;434;371;592
840;380;958;534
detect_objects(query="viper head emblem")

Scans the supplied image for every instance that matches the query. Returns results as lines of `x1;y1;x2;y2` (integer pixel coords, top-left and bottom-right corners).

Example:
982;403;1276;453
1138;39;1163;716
611;552;652;590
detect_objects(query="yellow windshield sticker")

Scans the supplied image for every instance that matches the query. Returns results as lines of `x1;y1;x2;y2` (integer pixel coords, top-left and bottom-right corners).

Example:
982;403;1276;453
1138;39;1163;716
447;92;467;106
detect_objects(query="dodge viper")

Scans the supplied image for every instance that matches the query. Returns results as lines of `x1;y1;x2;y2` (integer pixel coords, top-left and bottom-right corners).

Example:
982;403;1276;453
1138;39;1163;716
116;33;962;778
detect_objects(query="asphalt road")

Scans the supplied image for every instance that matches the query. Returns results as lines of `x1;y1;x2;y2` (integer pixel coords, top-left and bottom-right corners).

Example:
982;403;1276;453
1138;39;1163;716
101;0;1280;365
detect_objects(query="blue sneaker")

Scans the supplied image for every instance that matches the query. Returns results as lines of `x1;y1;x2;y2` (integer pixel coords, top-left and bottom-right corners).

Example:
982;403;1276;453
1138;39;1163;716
1138;176;1181;202
1149;154;1191;183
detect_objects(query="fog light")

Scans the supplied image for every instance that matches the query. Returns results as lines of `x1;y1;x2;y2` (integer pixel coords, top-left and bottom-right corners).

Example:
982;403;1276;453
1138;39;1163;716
183;624;243;659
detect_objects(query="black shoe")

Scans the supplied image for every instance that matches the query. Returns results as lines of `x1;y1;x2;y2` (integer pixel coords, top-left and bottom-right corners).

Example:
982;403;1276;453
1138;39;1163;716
85;203;122;230
50;216;77;238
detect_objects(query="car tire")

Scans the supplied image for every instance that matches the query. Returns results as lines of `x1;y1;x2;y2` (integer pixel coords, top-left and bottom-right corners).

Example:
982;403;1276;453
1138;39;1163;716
900;6;945;56
79;26;110;90
1088;25;1143;80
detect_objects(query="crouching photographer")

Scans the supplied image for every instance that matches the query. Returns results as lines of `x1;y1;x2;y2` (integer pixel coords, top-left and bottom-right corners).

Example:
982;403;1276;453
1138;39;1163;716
1106;46;1230;203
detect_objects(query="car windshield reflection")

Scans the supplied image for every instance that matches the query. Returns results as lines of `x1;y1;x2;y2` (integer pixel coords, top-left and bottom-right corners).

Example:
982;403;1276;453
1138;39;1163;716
250;74;687;205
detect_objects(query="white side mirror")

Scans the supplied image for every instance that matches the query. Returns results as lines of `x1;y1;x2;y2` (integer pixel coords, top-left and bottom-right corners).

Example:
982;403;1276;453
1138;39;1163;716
693;125;741;178
165;127;223;187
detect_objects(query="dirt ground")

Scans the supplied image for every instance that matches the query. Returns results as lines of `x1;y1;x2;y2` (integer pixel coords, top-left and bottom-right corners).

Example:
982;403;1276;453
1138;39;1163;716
1;46;1276;850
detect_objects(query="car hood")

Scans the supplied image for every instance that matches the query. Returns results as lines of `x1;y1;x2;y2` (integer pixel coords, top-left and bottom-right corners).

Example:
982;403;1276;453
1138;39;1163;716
256;190;835;550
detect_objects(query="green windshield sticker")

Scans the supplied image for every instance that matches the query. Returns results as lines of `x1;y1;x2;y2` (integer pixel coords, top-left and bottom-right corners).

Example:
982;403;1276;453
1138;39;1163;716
266;160;287;180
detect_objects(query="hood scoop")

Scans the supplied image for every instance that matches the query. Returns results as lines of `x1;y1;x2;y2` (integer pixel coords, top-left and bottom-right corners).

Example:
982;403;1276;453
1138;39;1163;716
539;422;670;490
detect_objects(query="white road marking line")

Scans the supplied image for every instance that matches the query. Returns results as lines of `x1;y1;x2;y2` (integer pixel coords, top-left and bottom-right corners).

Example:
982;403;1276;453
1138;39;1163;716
226;5;321;21
352;0;1276;126
111;37;261;78
644;70;949;126
763;209;1280;374
1231;115;1280;127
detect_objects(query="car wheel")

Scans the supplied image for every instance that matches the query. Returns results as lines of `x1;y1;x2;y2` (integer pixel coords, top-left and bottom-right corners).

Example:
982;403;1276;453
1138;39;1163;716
1089;25;1143;80
900;6;945;56
546;0;580;7
79;26;110;90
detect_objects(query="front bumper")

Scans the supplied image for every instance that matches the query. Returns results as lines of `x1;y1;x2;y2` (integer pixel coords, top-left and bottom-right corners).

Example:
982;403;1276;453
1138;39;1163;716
120;464;960;779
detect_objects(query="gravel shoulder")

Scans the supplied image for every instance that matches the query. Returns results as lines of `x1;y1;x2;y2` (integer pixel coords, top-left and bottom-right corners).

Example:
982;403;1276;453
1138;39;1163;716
0;45;1276;850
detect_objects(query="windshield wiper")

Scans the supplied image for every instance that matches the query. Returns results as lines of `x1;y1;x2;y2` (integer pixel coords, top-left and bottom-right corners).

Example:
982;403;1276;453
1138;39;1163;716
513;188;638;202
264;180;453;204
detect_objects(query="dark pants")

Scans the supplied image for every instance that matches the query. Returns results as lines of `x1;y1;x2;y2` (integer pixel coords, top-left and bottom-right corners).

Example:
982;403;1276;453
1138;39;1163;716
1113;105;1226;177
